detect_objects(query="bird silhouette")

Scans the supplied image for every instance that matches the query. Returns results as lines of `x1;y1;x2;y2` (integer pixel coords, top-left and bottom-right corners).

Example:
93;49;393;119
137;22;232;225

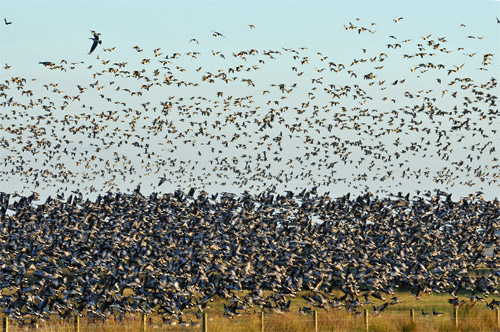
4;18;12;25
89;31;102;54
212;30;225;37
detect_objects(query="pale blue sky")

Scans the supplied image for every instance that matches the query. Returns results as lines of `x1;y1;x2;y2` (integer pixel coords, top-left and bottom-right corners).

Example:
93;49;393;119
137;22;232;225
0;0;499;200
2;0;498;74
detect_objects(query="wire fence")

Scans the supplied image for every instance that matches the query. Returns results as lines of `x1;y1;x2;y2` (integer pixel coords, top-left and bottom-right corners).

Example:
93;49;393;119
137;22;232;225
1;308;500;332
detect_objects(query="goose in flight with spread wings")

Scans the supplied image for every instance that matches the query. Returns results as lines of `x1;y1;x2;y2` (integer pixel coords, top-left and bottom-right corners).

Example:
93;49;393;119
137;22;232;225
212;30;225;38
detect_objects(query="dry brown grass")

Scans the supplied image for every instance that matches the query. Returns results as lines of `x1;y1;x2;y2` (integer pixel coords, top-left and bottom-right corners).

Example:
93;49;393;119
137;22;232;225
1;291;499;331
3;310;499;332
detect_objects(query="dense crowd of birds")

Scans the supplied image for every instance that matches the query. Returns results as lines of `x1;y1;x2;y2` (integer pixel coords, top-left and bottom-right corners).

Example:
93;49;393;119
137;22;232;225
0;18;498;198
0;16;499;326
0;188;498;325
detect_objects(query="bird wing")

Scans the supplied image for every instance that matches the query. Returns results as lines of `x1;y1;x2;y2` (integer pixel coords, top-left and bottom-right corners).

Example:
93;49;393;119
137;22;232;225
89;40;99;54
377;302;389;312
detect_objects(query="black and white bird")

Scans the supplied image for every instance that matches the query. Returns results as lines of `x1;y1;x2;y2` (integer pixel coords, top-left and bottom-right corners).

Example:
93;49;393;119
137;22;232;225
89;31;102;54
4;18;12;25
212;30;225;38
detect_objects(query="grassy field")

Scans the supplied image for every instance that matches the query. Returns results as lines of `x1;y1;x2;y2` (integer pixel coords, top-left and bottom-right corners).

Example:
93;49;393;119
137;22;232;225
2;290;499;332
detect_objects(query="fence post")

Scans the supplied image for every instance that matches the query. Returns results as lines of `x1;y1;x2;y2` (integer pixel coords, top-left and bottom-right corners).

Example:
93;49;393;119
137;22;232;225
453;308;458;330
496;308;499;330
74;315;80;332
202;312;207;332
142;313;147;332
261;311;264;332
364;309;369;332
313;310;318;332
410;309;414;324
2;316;7;332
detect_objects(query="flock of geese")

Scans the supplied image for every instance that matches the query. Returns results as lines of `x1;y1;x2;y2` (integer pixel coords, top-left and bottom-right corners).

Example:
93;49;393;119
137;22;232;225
0;17;499;325
0;18;497;198
0;188;498;325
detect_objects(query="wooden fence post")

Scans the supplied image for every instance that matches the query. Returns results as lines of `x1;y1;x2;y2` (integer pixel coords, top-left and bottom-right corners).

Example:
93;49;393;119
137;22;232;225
261;311;264;332
202;312;207;332
313;310;318;332
496;308;499;330
410;309;414;323
74;315;80;332
364;309;369;332
453;308;458;330
142;313;147;332
2;316;7;332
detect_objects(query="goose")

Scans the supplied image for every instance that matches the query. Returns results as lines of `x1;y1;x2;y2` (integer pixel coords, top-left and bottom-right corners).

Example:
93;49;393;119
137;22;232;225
432;309;443;317
373;302;389;315
212;30;225;38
